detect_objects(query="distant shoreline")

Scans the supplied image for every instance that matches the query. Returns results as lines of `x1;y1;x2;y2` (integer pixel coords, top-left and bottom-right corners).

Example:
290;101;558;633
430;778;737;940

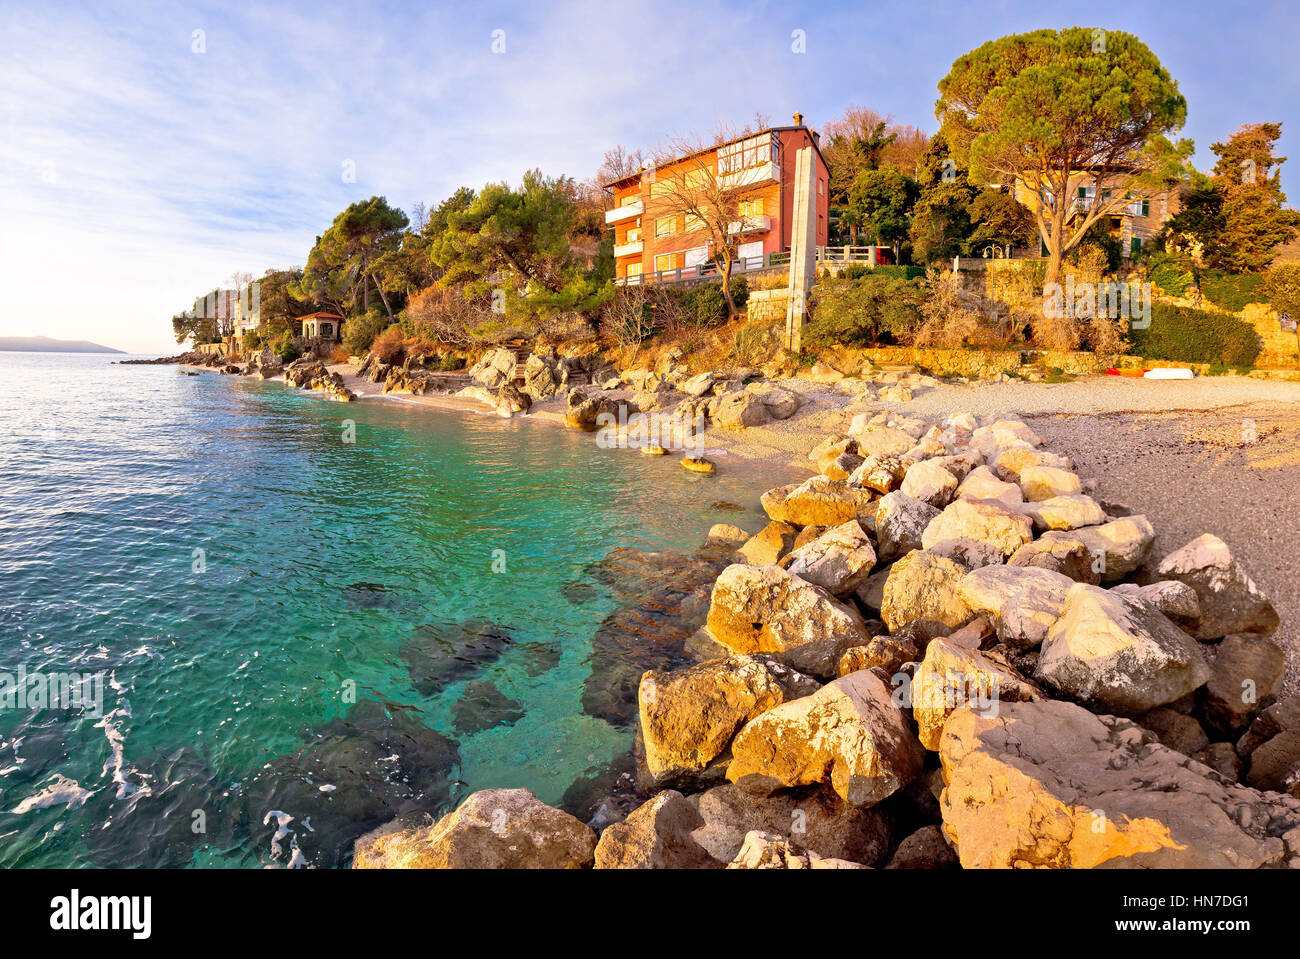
0;337;125;354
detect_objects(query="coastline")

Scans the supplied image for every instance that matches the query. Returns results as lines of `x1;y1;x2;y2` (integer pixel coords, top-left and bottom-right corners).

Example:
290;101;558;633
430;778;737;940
183;354;1300;694
155;350;1300;868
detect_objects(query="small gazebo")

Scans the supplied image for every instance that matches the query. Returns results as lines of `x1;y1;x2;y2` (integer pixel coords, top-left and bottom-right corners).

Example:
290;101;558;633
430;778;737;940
299;312;344;341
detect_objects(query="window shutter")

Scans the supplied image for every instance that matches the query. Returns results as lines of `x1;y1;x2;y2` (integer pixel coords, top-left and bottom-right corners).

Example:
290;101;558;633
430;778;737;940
1077;186;1087;198
1130;237;1141;257
1142;200;1150;216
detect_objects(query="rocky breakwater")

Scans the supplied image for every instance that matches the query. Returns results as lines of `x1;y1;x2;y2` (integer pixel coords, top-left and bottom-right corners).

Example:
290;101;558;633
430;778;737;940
354;405;1297;869
282;355;356;401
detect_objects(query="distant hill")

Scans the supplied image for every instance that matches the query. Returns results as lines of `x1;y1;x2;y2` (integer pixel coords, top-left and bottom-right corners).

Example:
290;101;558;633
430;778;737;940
0;336;125;354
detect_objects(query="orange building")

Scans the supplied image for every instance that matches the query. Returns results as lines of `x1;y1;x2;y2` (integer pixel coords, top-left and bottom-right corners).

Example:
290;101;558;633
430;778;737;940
603;115;831;284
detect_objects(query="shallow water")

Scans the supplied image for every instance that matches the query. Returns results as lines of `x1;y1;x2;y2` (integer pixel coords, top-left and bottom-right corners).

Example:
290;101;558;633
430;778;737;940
0;352;799;867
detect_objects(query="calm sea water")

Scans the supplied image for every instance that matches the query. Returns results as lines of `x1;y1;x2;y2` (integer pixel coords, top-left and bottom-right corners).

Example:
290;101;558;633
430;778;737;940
0;352;797;867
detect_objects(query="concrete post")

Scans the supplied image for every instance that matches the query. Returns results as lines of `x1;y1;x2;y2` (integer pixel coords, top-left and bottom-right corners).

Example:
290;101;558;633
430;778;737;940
785;146;817;354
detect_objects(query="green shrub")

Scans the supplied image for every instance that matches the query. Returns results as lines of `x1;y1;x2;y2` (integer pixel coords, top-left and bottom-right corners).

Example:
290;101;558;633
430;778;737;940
437;355;466;371
342;314;391;357
1128;304;1261;367
242;329;263;351
273;336;300;363
669;276;749;328
834;263;925;281
806;275;926;348
1264;263;1300;318
1148;251;1196;298
1197;270;1266;312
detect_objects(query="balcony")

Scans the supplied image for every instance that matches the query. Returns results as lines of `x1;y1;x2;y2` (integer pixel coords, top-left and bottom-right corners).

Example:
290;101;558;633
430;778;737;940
605;199;644;224
613;239;643;258
727;214;772;236
719;160;778;190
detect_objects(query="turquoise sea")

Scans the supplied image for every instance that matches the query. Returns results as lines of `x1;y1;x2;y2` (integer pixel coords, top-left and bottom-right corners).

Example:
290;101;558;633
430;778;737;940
0;352;798;867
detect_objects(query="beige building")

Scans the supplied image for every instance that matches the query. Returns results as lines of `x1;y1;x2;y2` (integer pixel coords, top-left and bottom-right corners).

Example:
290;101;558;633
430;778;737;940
1014;170;1181;260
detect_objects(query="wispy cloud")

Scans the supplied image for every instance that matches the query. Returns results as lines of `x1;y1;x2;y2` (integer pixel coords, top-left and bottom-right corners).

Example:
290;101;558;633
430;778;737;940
0;0;1295;353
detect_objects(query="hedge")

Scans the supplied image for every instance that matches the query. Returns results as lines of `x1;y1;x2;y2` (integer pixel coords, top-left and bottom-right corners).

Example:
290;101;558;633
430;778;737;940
832;263;926;281
1127;303;1261;367
1148;251;1195;298
1197;270;1266;312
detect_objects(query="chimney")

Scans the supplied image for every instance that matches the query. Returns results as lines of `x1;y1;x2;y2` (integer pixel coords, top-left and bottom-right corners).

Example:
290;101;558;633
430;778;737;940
792;112;804;127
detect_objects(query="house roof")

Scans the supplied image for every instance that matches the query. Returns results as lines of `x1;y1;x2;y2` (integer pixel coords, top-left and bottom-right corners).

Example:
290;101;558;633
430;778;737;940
299;312;344;319
601;124;828;191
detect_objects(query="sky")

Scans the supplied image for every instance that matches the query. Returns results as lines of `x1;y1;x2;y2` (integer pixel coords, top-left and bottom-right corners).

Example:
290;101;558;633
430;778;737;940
1;0;1296;354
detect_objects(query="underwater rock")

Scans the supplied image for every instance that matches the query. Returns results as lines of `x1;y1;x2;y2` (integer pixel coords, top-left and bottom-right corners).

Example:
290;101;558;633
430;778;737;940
451;680;526;735
400;620;516;696
242;700;460;868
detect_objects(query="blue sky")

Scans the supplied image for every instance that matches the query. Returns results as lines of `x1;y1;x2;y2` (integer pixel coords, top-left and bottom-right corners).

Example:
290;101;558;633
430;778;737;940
2;0;1296;353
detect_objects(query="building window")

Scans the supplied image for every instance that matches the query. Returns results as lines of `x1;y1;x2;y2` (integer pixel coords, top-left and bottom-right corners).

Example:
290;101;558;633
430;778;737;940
650;179;675;198
717;133;778;175
739;198;765;218
656;215;677;238
625;262;642;279
684;168;709;189
654;252;676;273
624;227;641;244
684;212;705;232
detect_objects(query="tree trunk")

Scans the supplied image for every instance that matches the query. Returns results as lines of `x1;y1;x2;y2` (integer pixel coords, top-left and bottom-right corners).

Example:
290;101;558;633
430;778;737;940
720;256;737;319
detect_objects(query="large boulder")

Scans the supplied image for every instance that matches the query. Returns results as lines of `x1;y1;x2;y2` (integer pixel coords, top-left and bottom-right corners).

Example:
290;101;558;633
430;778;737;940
849;454;905;495
938;699;1300;868
352;788;596;869
900;459;959;508
852;426;916;458
1068;516;1155;582
921;499;1034;559
714;391;770;430
785;520;877;597
727;669;924;806
910;638;1042;750
737;521;798;565
879;551;974;633
1110;581;1201;628
1021;494;1108;532
874;491;940;563
958;565;1074;650
1018;465;1082;502
1239;697;1300;795
638;655;820;788
761;476;874;528
593;790;721;868
705;564;872;678
688;782;893;866
955;466;1024;507
1200;635;1285;734
1153;534;1279;640
1007;532;1101;585
1035;584;1211;715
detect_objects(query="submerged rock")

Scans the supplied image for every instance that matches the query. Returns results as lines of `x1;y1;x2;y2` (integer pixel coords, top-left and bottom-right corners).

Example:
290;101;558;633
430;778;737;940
400;621;515;696
245;700;461;868
451;680;526;735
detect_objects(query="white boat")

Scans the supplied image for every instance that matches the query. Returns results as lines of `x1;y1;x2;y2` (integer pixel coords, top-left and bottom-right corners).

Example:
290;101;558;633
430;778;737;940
1143;368;1194;380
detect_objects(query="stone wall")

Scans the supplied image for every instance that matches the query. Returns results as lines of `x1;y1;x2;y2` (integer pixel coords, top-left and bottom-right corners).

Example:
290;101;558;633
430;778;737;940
1243;303;1300;369
746;288;791;325
953;258;1048;316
